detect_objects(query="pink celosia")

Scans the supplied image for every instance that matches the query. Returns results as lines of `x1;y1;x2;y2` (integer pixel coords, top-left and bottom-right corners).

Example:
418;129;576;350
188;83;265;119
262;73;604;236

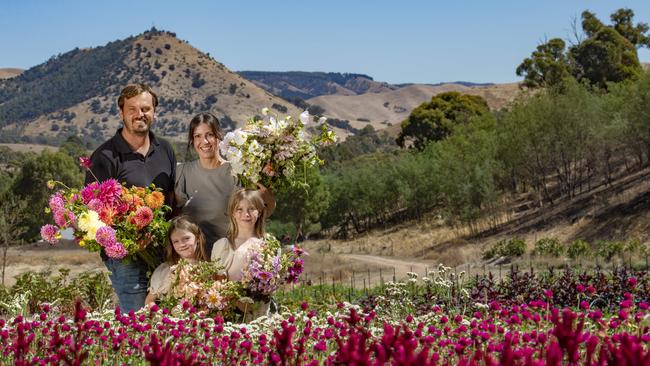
40;224;59;244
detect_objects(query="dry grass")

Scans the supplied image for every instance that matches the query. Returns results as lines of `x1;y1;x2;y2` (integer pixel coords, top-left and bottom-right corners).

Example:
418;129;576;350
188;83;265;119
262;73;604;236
0;68;22;79
0;143;58;153
2;246;104;287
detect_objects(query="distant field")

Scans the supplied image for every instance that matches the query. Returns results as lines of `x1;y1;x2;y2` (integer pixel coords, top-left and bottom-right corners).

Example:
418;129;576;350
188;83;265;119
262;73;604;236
0;143;58;153
0;67;22;79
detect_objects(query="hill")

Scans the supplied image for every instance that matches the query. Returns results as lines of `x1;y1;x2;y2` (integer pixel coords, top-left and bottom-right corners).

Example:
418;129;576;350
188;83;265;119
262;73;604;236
0;29;301;146
0;68;23;79
307;82;521;135
237;71;398;100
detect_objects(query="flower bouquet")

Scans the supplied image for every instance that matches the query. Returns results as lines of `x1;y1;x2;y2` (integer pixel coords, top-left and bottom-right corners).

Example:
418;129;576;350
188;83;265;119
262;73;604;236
160;260;242;318
40;161;171;267
240;234;306;301
220;109;336;191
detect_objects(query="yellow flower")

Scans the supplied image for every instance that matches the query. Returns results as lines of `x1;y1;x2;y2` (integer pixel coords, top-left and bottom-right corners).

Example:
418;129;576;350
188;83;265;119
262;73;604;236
77;210;105;241
79;240;86;247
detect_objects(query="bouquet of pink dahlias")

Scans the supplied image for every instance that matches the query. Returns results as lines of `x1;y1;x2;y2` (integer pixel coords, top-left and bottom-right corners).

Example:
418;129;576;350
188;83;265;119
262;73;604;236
161;260;242;318
240;234;306;300
220;108;336;191
40;158;171;266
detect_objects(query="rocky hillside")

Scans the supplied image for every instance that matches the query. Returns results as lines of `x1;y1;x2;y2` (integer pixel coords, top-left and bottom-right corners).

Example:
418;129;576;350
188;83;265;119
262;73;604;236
238;71;398;100
0;29;301;146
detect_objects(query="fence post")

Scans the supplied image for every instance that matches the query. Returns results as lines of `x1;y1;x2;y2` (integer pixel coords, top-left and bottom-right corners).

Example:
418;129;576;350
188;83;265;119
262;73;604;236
380;268;384;286
367;268;371;288
393;267;396;282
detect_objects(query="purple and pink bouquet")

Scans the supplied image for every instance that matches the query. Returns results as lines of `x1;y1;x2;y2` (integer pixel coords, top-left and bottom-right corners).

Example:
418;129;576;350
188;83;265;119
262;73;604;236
240;234;305;299
40;158;171;265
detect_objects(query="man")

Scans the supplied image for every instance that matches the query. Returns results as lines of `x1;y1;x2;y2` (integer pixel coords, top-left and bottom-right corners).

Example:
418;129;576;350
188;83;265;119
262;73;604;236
86;83;176;312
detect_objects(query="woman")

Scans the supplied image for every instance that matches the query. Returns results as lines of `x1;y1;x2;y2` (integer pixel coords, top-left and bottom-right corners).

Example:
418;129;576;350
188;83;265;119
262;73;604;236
175;113;275;253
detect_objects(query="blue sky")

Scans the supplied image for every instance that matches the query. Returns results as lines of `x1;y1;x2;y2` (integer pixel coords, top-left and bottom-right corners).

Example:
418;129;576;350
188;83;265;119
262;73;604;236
2;0;650;84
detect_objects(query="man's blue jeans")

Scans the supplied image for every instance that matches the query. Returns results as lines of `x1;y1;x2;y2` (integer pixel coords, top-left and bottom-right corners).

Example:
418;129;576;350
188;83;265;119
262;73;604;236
103;257;148;312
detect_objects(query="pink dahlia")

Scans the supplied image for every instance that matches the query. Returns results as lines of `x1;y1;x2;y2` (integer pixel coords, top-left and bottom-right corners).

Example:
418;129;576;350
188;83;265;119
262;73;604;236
78;156;92;169
131;206;153;229
40;224;59;244
87;198;104;212
81;182;100;204
105;243;127;259
98;179;122;206
95;226;116;247
48;193;65;212
53;210;68;227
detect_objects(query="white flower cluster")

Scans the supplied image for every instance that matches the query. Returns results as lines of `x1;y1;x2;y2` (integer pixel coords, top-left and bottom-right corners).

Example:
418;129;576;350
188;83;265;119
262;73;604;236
220;109;336;190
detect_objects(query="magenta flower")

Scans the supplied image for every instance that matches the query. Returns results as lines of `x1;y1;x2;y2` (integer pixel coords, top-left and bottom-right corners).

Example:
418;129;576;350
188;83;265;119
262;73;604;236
98;179;122;205
627;277;637;288
105;243;127;259
81;182;100;204
87;198;104;212
95;226;117;247
79;156;92;169
48;193;65;212
40;224;60;244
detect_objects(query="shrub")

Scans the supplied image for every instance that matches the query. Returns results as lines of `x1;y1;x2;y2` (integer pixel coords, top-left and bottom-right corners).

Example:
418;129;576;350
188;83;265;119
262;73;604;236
595;240;624;262
567;239;591;260
482;237;526;260
271;103;287;113
533;237;564;257
191;73;206;88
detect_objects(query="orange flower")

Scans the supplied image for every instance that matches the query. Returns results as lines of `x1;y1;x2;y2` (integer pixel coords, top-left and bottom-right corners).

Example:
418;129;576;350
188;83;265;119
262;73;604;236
134;187;147;198
262;162;277;177
130;206;153;229
123;193;144;208
144;191;165;209
99;206;117;226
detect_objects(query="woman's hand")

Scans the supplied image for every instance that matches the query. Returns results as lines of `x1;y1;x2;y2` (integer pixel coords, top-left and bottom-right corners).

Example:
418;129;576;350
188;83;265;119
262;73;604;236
256;183;276;216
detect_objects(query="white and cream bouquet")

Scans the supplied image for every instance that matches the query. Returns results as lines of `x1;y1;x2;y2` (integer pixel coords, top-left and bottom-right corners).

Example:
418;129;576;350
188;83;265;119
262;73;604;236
220;109;336;191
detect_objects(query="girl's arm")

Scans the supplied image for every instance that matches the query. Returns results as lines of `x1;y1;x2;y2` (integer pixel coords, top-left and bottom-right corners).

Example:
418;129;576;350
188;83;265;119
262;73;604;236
144;292;157;306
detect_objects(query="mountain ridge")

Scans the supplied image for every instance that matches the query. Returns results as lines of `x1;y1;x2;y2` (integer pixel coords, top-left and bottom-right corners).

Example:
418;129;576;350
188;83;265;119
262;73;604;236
0;29;301;146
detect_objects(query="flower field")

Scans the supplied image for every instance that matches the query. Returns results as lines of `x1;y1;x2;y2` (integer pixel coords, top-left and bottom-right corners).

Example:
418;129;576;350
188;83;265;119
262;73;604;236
1;266;649;365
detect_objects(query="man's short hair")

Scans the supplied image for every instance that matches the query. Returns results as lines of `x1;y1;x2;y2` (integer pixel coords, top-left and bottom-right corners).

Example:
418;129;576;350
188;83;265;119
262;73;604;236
117;83;159;110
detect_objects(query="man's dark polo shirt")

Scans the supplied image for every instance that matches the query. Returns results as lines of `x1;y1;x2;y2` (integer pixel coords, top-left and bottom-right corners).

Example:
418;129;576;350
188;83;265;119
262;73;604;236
85;128;176;205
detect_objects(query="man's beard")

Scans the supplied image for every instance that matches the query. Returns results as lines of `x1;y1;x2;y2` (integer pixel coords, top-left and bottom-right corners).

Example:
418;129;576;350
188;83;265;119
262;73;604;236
131;118;151;136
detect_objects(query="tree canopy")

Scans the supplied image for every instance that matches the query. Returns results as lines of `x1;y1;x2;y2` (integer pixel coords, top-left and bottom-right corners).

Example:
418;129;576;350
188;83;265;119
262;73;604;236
517;8;648;89
397;92;489;150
